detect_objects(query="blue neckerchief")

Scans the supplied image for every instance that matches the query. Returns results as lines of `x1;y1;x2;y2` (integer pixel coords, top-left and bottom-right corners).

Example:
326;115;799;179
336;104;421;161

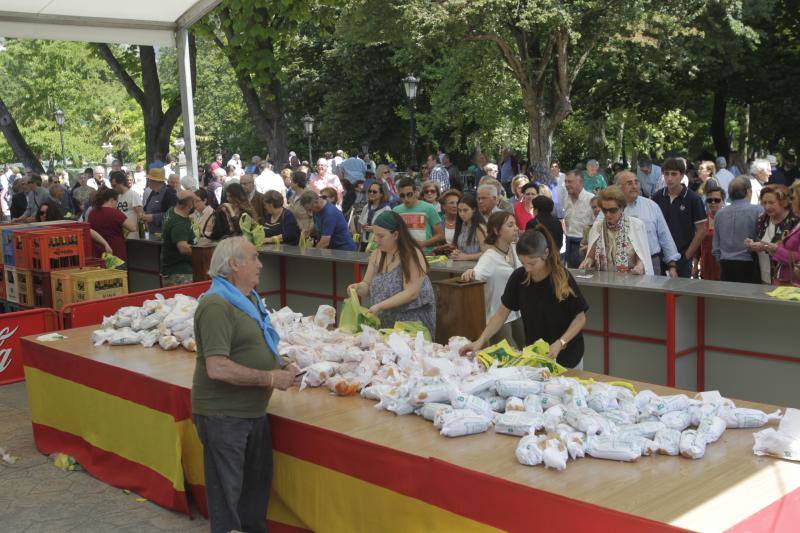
205;276;283;365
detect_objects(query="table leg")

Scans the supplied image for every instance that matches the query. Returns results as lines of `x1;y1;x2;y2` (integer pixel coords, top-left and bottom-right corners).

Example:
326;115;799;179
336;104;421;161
331;262;338;308
697;297;705;392
603;287;609;375
666;293;676;387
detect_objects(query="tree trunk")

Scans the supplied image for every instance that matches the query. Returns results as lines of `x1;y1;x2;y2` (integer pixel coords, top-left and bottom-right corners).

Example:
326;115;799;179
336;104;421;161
0;95;45;173
711;87;730;158
527;114;554;169
739;104;750;158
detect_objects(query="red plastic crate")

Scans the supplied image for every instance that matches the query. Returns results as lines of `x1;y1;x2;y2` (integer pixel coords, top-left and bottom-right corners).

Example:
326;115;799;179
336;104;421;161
14;228;85;272
15;268;35;307
31;270;54;308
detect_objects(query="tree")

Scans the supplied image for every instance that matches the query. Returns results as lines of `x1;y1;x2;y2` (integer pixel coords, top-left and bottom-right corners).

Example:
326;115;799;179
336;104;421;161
0;96;44;172
94;40;196;165
197;1;343;165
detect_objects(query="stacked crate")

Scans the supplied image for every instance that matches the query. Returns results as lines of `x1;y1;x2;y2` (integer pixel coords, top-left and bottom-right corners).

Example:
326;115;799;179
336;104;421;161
71;269;128;303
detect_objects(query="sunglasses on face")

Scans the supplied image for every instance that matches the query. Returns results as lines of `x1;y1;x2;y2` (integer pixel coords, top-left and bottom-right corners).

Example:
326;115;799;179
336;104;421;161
399;192;415;199
706;197;722;204
601;207;620;214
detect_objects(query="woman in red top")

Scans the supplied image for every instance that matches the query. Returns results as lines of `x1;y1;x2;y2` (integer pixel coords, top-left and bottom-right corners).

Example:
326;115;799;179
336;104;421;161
699;185;725;281
88;188;136;261
514;182;539;230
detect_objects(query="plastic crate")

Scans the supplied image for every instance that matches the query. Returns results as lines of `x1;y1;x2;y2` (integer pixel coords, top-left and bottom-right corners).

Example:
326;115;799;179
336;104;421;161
50;266;102;310
0;265;5;301
15;268;34;307
15;228;85;272
4;266;19;303
2;224;44;265
71;269;128;303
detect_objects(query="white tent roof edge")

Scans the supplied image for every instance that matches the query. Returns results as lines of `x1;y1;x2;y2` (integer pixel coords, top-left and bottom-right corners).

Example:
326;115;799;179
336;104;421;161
0;0;220;47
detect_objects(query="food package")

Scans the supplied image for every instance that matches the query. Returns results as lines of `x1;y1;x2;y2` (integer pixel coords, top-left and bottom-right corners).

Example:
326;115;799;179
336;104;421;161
282;346;318;369
719;407;782;429
361;384;394;401
516;434;546;466
495;379;544;398
586;435;645;462
645;394;690;417
543;377;574;397
562;381;590;409
634;390;659;412
679;430;707;459
495;411;545;436
416;402;451;422
139;329;160;348
158;335;179;350
314;305;337;328
660;411;692;432
753;409;800;461
697;416;726;444
91;329;116;346
422;356;457;378
587;383;620;413
505;397;524;412
299;362;339;390
490;366;551;382
554;425;587;460
652;428;681;456
338;288;381;333
523;394;543;414
109;328;143;346
601;409;638;427
450;391;496;420
439;409;492;437
413;381;455;406
342;347;366;363
540;393;563;410
460;373;497;395
543;438;568;471
485;395;506;413
565;408;613;436
543;405;566;433
181;338;197;352
617;421;666;440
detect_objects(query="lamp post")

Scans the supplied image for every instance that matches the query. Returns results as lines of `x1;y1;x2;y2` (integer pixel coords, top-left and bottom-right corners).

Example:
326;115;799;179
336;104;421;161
53;108;66;172
302;114;314;163
402;75;419;170
101;142;113;174
173;137;186;177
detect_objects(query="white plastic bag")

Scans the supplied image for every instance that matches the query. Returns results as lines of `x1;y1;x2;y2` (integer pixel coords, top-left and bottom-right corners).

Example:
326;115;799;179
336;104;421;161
505;397;524;412
586;435;643;462
523;394;543;414
439;409;492;437
450;391;496;420
654;428;681;456
719;407;781;429
679;430;707;459
516;434;545;466
494;411;545;436
495;379;544;398
660;410;692;432
697;416;726;443
543;438;568;471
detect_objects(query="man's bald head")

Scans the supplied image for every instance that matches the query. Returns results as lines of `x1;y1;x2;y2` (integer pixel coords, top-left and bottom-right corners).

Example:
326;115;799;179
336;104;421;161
176;190;195;211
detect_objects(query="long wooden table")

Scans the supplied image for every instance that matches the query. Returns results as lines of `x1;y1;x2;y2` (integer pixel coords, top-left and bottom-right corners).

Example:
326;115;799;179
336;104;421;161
21;325;800;532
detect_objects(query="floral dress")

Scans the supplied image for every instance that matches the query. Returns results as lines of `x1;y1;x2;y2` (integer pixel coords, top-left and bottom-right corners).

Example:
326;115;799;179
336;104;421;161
369;265;436;337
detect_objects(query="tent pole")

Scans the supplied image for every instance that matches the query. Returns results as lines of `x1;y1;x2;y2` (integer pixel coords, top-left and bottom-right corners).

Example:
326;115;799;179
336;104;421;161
176;28;198;185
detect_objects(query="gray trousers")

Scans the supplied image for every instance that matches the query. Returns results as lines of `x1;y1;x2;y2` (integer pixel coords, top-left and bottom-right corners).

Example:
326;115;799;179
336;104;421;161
194;414;272;533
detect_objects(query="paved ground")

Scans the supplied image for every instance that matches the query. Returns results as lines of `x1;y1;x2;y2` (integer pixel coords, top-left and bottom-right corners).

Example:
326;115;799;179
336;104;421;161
0;382;209;532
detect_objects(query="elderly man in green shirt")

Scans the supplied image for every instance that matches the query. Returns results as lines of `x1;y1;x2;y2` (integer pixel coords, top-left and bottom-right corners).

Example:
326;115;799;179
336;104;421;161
160;190;196;286
193;236;297;533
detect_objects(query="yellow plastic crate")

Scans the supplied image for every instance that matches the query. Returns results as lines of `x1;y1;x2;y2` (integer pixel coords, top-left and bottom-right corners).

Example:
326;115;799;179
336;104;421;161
4;266;19;303
15;268;35;307
70;268;128;303
50;267;102;310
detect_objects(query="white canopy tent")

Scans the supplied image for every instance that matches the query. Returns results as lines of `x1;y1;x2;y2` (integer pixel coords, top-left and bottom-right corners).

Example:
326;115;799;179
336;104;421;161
0;0;222;180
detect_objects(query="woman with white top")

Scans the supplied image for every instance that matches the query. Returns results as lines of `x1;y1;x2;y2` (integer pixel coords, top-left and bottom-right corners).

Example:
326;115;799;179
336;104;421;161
461;211;525;348
193;189;216;246
439;189;461;245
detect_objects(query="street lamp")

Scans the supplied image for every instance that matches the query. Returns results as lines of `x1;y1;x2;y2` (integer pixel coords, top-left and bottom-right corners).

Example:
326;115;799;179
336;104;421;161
101;142;113;173
402;74;420;169
301;114;315;162
53;108;66;172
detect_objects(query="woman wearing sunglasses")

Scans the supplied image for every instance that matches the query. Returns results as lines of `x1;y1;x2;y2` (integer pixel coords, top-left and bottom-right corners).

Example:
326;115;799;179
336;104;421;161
421;181;442;213
698;185;725;280
580;185;653;275
358;181;391;250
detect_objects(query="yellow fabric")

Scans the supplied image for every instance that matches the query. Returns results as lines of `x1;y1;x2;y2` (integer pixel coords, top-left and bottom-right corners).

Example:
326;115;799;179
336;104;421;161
25;367;186;491
766;286;800;301
270;451;496;532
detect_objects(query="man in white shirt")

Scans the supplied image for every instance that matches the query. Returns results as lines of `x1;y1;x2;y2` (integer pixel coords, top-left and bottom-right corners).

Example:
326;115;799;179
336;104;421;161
132;163;147;196
557;170;595;267
88;165;111;189
636;156;662;198
749;159;771;205
550;159;566;188
308;158;343;201
226;153;242;171
714;156;735;193
111;170;143;239
254;161;287;198
0;164;12;219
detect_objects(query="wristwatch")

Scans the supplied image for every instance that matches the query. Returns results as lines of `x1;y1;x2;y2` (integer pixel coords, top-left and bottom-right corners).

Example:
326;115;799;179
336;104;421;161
559;338;568;349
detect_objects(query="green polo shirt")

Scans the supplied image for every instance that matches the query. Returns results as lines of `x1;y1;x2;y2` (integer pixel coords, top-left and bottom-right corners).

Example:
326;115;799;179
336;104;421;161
192;294;280;418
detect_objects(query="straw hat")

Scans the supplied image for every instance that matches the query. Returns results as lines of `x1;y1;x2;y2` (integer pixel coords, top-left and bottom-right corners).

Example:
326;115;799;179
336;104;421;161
147;167;166;182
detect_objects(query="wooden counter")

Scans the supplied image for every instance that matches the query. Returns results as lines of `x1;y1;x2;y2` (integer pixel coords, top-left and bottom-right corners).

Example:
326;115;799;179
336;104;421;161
23;325;800;532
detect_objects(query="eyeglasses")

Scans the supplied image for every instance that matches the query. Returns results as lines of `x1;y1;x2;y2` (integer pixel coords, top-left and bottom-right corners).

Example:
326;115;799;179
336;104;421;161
368;189;380;194
601;207;620;214
706;197;722;204
399;192;416;199
423;189;437;194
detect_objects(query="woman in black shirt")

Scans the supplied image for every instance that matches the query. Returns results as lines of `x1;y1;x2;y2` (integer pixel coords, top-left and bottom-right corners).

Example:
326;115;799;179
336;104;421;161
262;190;300;245
460;225;589;368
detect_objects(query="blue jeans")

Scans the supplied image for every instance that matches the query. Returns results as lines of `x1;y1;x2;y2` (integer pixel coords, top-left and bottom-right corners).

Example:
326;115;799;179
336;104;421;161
194;414;272;533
